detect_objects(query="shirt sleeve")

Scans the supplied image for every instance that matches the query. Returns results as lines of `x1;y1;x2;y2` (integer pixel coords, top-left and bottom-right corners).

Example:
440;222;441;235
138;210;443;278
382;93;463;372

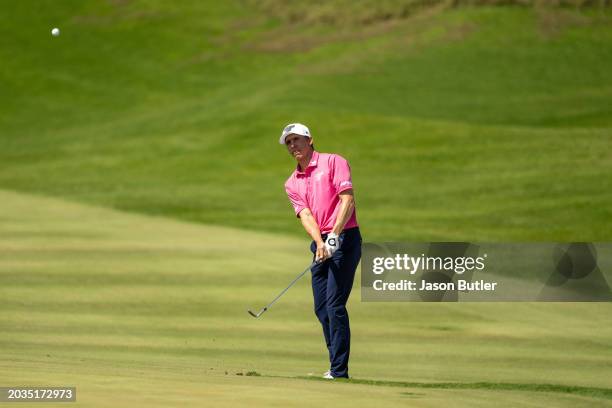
331;154;353;194
285;182;307;217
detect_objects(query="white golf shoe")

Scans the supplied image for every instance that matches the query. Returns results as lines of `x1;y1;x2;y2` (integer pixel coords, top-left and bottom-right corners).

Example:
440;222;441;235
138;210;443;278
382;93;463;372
323;371;334;380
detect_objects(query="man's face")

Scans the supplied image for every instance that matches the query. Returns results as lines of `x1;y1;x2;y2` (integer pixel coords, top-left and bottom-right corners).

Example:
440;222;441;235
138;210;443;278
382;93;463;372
285;134;312;161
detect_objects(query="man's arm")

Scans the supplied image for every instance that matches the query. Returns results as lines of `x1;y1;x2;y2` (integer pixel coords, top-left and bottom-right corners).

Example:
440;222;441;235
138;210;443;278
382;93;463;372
298;208;328;261
331;189;355;236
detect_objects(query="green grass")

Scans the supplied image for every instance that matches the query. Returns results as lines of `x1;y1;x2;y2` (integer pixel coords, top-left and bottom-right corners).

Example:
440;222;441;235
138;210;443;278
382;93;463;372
1;189;611;407
296;376;612;400
1;1;611;406
0;2;611;240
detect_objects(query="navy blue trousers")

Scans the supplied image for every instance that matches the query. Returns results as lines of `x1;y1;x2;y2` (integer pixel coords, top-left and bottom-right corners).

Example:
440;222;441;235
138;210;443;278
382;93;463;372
310;227;362;378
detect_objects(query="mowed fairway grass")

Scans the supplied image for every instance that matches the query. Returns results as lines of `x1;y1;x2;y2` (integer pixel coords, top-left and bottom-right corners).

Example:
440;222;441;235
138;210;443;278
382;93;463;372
1;190;611;407
1;1;612;407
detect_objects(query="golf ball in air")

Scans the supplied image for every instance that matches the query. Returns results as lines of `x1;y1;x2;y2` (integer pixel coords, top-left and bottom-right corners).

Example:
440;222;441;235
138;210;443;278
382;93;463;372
51;28;60;37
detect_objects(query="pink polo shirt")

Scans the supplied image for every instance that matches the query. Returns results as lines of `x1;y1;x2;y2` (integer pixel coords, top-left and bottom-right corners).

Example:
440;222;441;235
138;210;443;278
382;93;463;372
285;151;359;234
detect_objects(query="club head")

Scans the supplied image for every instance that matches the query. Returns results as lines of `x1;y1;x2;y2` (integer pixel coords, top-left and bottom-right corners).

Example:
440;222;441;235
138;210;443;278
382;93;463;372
247;307;267;318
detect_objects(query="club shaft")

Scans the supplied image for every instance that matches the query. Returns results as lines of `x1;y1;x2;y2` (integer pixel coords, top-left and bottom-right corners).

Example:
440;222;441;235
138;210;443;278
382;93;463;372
261;261;318;312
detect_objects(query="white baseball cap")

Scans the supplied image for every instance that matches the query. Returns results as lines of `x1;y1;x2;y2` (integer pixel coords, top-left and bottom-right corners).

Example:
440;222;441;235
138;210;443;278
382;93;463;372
279;123;311;145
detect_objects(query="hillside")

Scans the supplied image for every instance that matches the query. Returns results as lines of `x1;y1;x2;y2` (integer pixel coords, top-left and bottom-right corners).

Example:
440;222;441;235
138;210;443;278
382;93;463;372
1;1;611;240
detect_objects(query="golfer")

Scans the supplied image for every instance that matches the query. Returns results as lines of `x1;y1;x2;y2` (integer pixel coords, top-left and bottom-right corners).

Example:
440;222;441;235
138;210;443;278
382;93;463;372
280;123;362;379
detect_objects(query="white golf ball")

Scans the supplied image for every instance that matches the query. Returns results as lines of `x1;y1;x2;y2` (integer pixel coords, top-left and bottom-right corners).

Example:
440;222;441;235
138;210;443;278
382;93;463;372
51;28;60;37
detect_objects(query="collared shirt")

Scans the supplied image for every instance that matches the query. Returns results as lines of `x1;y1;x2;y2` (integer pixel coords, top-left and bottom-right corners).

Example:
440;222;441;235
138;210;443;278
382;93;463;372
284;151;359;234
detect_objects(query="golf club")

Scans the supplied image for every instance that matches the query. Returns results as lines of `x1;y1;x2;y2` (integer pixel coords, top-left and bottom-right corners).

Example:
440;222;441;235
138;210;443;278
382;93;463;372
248;259;322;318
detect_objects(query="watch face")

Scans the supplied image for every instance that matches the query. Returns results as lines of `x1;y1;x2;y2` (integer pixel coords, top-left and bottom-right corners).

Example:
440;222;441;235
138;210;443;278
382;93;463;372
329;238;336;246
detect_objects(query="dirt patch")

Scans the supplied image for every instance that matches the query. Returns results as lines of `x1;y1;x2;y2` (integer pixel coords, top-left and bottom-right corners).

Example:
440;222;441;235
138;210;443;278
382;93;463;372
297;19;476;75
245;1;455;54
536;7;593;39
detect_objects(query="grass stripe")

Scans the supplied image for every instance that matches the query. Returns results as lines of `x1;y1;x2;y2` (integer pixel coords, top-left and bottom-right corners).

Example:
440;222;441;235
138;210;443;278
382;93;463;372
290;376;612;399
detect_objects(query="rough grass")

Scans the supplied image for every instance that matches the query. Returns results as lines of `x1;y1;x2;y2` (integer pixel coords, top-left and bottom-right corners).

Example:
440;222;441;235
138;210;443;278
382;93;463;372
0;3;611;241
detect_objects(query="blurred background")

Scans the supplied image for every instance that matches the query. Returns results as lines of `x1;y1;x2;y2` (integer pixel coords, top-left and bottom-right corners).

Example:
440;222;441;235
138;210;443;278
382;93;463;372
1;0;611;240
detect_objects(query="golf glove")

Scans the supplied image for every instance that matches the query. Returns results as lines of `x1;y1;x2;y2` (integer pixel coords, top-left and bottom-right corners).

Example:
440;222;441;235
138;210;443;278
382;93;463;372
324;232;341;257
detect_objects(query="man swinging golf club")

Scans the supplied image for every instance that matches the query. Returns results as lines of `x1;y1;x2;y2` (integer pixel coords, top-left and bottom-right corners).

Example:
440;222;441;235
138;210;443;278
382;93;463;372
281;123;362;380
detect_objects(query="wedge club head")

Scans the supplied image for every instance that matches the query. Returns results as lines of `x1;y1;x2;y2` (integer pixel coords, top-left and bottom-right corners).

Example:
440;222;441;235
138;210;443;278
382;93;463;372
247;307;267;318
